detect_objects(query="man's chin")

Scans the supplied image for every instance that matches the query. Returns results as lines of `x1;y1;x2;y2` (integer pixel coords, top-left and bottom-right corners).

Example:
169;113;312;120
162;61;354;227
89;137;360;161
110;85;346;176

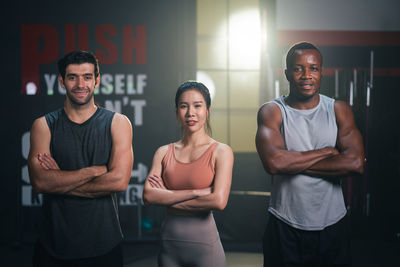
300;88;318;97
67;94;94;106
69;98;92;106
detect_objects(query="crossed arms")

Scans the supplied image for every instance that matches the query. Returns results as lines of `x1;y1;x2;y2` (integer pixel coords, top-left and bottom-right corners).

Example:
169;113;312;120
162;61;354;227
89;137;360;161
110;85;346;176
28;113;133;198
142;143;234;212
255;100;364;177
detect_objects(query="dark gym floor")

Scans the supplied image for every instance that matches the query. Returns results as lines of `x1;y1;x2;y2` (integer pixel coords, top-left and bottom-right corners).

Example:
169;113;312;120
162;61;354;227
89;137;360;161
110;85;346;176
1;236;399;267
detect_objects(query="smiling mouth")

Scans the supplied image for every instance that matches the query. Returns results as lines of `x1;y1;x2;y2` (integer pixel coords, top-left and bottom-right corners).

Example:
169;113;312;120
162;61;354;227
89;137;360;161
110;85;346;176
72;89;89;96
186;121;197;126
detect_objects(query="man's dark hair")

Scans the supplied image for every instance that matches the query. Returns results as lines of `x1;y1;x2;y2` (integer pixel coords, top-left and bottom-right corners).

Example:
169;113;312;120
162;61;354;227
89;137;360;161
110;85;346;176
286;42;322;69
57;51;100;80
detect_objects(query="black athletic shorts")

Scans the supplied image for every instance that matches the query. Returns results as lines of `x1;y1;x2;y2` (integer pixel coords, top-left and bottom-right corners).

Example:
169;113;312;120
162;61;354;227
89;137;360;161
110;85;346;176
32;241;123;267
263;213;351;267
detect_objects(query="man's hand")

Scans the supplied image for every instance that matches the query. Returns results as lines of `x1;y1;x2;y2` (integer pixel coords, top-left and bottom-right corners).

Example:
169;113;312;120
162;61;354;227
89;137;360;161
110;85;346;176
37;153;107;178
323;147;339;156
38;153;60;170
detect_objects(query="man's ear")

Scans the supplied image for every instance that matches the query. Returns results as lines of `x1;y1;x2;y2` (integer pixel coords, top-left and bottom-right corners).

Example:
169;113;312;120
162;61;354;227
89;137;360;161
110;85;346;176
95;74;101;88
58;75;65;88
284;69;291;82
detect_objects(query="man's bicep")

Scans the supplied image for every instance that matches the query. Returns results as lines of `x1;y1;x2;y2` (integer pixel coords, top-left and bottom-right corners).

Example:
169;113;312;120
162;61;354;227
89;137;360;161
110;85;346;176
258;124;286;150
337;126;364;155
27;117;53;192
335;101;364;155
28;117;51;171
256;103;285;153
29;117;51;154
108;114;133;174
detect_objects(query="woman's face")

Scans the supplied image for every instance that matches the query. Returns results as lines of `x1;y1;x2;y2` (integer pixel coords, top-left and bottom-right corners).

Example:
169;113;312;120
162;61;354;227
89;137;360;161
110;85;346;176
177;89;209;134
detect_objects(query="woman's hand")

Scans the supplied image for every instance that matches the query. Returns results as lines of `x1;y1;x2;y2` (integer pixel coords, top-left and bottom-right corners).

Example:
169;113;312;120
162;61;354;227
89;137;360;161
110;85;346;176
147;174;167;189
194;187;212;197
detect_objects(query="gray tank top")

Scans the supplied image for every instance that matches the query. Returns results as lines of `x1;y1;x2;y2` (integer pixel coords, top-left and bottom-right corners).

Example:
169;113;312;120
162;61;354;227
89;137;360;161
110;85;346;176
269;94;346;230
40;107;123;259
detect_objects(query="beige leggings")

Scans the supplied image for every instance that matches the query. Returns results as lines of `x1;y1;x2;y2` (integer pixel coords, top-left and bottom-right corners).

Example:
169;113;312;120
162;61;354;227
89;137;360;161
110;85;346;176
158;212;226;267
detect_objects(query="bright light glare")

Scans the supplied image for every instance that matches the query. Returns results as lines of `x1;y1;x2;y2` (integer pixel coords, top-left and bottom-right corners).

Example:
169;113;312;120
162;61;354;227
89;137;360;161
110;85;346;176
196;71;216;100
228;8;261;69
26;82;37;95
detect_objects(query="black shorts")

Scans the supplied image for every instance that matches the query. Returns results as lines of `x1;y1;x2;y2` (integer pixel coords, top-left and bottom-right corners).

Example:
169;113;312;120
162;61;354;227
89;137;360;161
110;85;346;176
263;214;351;267
32;241;123;267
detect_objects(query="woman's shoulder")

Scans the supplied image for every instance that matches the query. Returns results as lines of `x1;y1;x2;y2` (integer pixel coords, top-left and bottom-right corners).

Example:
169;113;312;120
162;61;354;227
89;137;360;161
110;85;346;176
154;144;172;159
211;141;234;168
212;140;233;156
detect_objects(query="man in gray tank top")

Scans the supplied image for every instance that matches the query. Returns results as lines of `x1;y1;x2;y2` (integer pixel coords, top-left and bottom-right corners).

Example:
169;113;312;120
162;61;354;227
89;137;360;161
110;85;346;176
256;42;364;266
28;51;133;266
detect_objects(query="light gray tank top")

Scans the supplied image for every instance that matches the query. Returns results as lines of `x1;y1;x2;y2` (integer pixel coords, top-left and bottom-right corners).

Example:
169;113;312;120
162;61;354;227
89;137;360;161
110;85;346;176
269;94;346;230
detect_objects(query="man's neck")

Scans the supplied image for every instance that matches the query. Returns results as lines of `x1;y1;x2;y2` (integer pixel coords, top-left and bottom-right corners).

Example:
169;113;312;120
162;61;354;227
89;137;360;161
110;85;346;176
63;100;98;124
286;93;320;110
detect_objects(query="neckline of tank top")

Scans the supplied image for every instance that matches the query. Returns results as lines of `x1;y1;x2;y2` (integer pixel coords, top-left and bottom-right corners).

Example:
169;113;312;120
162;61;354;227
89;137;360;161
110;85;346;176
281;94;322;113
61;106;101;126
171;142;218;165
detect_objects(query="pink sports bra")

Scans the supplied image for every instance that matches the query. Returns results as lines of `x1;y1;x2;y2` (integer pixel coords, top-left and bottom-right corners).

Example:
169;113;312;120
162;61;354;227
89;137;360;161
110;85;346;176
162;142;218;190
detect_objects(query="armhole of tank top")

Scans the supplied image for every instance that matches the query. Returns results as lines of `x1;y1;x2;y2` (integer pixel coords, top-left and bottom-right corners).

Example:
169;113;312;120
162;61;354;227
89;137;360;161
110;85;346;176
44;114;50;129
271;100;284;127
331;98;338;129
44;110;61;131
209;142;219;173
330;97;336;113
108;111;115;136
161;143;174;168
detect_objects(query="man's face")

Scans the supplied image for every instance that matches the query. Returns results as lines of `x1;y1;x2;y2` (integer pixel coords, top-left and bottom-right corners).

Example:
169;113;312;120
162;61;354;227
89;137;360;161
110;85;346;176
59;63;100;106
285;49;322;101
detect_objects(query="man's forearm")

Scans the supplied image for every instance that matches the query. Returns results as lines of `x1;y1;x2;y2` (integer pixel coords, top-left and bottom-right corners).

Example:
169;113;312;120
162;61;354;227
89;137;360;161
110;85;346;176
66;169;130;196
304;153;364;177
30;165;107;194
265;147;338;175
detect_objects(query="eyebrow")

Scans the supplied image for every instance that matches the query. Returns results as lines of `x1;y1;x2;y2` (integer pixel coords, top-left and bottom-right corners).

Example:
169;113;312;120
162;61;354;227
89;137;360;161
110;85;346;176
66;73;94;77
179;100;204;104
293;64;320;67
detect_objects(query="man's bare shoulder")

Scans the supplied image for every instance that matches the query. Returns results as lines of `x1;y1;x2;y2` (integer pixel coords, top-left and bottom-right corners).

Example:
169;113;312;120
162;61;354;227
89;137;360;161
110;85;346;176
112;112;132;126
333;99;351;110
333;100;354;119
109;113;133;147
257;101;282;125
31;116;49;132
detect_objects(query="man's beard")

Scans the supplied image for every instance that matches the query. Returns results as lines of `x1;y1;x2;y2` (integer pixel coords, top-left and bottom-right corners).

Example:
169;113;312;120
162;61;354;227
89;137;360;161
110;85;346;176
66;88;94;106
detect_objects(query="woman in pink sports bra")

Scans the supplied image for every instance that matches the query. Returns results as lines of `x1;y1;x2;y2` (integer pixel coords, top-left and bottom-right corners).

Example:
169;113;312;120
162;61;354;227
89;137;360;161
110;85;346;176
143;81;234;267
